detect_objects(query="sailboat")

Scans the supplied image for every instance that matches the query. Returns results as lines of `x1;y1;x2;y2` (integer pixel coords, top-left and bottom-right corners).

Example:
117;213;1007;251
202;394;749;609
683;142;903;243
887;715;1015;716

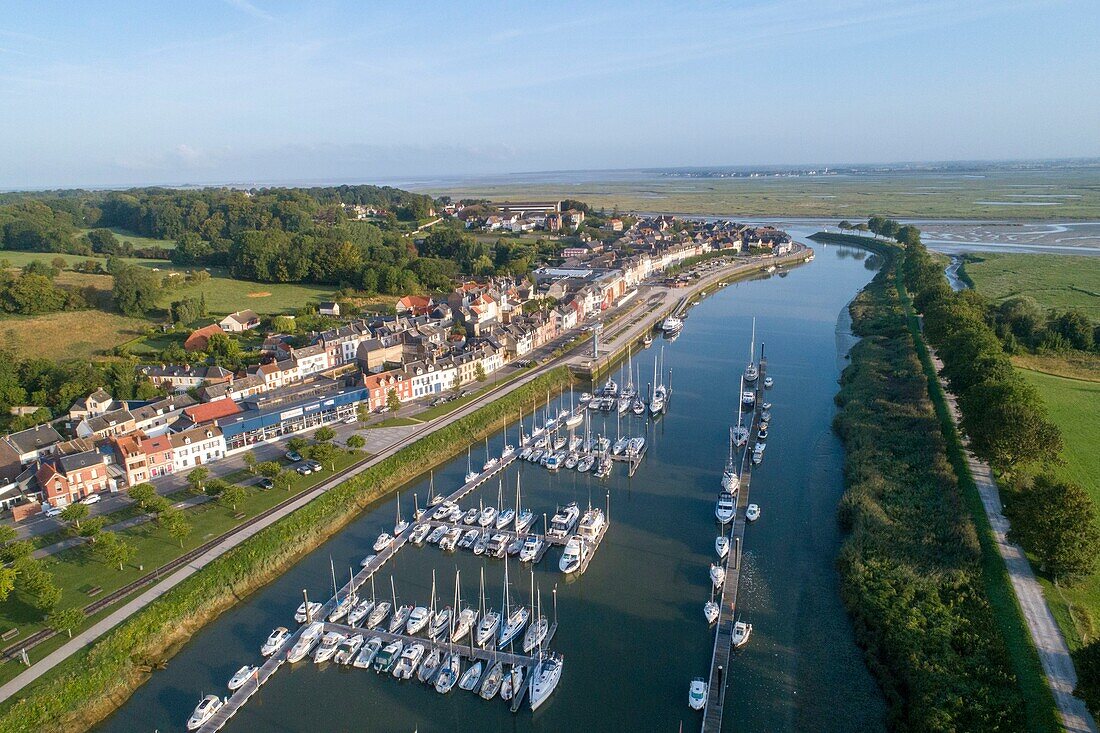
429;570;452;640
427;470;443;507
407;572;434;635
529;651;563;710
393;493;409;536
744;317;759;383
722;427;740;493
501;419;516;460
451;569;478;643
464;447;478;483
388;576;412;634
565;390;583;428
704;587;720;624
365;575;391;629
732;377;749;447
475;568;500;646
482;437;498;472
495;480;514;529
498;557;529;648
522;579;548;653
514;474;534;532
649;347;667;416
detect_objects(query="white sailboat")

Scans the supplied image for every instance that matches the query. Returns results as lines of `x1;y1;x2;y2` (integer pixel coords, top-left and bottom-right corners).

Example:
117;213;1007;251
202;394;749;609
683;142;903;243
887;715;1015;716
704;587;720;625
475;567;500;646
427;470;443;507
482;437;498;472
649;346;667;416
732;377;749;447
744;317;758;383
529;651;563;710
393;492;408;536
514;474;534;532
451;568;478;643
498;557;529;648
495;479;515;529
464;446;478;483
501;418;516;459
710;562;725;588
522;580;548;653
722;427;740;493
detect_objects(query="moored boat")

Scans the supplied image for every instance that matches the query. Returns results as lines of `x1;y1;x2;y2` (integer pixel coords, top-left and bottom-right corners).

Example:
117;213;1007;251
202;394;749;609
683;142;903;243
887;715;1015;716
187;695;224;730
227;664;256;691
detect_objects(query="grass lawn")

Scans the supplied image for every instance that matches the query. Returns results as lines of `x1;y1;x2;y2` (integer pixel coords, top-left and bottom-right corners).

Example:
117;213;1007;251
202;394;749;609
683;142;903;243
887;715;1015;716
0;450;365;684
0;311;148;361
963;252;1100;322
0;250;164;270
75;227;177;250
369;416;422;428
1013;351;1100;382
149;266;336;315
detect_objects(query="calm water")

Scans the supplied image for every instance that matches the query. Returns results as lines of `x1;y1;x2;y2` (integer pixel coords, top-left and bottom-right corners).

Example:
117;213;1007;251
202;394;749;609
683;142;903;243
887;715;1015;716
96;242;885;733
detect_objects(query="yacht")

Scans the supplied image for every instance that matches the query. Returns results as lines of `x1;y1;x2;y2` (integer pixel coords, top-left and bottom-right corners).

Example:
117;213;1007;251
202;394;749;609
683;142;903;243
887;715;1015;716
578;507;606;541
347;598;375;627
187;695;224;731
419;647;444;684
480;660;505;699
486;533;509;558
495;507;515;529
328;592;356;623
473;532;489;555
462;507;480;525
366;601;391;629
515;508;535;533
458;528;479;550
261;626;290;656
393;494;409;536
715;491;736;524
407;605;432;635
500;664;525;702
744;318;758;383
688;678;708;710
333;634;364;665
547;502;580;540
704;597;720;624
393;643;425;679
576;455;595;472
458;660;484;691
286;621;323;662
439;527;461;552
715;535;730;559
741;390;756;408
746;503;761;522
373;639;404;673
602;377;619;397
476;609;500;647
520;534;543;562
429;606;452;640
434;653;460;693
544;453;563;471
427;524;447;544
373;532;393;552
432;500;455;521
464;447;478;483
733;620;753;648
710;563;725;588
294;601;322;624
452;606;478;643
410;522;431;545
722;427;740;493
479;505;498;527
388;604;413;634
312;631;345;664
446;504;464;522
529;652;564;710
227;664;257;691
559;535;588;574
661;315;684;335
499;605;530;648
764;376;774;389
744;361;759;383
352;636;383;669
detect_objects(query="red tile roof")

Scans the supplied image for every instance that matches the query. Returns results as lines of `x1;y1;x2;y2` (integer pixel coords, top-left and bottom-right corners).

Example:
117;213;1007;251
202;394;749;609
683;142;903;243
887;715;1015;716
183;399;241;425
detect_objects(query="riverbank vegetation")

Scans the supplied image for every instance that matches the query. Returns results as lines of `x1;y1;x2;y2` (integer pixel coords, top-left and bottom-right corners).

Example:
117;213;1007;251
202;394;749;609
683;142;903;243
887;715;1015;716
0;367;570;732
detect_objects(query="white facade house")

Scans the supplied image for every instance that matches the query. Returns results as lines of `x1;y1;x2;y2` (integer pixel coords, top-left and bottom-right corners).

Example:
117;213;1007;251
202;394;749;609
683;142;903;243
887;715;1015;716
170;426;226;471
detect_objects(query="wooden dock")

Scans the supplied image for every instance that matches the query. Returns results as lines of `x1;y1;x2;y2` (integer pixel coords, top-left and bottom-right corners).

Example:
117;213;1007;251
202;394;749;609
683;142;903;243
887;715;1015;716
701;356;766;733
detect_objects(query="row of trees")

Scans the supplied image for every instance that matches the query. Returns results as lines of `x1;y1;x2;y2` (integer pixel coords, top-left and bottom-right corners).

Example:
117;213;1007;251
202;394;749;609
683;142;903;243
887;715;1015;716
0;261;93;315
990;291;1100;354
837;216;921;246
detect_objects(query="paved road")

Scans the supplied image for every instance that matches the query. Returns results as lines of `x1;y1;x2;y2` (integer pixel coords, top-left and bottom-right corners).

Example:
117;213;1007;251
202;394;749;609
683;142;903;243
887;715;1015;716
930;351;1097;733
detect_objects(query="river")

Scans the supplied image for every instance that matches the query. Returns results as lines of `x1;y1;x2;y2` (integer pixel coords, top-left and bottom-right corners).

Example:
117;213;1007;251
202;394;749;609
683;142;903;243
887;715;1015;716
95;239;886;733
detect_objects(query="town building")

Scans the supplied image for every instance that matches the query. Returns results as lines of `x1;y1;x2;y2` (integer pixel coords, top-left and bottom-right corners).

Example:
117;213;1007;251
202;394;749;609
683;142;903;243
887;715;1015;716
218;310;261;333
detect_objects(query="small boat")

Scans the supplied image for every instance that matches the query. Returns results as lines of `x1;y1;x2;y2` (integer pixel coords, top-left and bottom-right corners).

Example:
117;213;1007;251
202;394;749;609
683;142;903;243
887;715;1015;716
577;455;594;472
393;642;425;679
559;535;588;574
715;491;735;524
464;447;478;483
393;493;409;536
407;605;432;635
462;507;479;526
473;532;489;555
529;652;563;710
579;392;593;404
479;505;498;527
427;525;447;544
528;449;544;463
334;634;364;665
439;527;461;552
760;410;772;423
227;664;256;691
374;639;404;673
429;607;452;640
762;401;772;410
447;504;464;522
757;427;769;440
764;376;774;389
286;621;323;662
313;631;344;664
458;528;479;550
294;601;322;624
373;533;393;552
661;315;684;335
352;636;383;669
359;553;377;567
564;453;579;469
388;604;413;634
507;535;524;556
347;598;375;627
715;536;729;559
410;522;431;545
480;660;505;699
520;447;533;461
704;598;720;624
746;503;761;522
434;653;460;693
458;660;484;691
710;563;725;588
742;390;756;408
261;626;290;656
547;502;580;540
187;695;224;730
432;501;455;521
733;620;753;648
642;333;653;347
515;508;535;533
419;647;444;683
689;677;708;710
495;507;515;529
366;601;391;629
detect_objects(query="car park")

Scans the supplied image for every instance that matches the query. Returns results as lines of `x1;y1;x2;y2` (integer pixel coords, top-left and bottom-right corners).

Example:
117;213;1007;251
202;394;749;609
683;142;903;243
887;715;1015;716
285;450;303;462
258;477;274;489
305;459;323;471
295;463;314;476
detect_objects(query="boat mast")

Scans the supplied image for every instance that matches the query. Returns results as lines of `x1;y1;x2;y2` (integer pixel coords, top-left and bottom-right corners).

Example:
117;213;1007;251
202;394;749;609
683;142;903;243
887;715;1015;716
428;471;435;504
749;317;756;366
330;556;337;598
515;473;522;531
430;569;437;618
390;574;397;611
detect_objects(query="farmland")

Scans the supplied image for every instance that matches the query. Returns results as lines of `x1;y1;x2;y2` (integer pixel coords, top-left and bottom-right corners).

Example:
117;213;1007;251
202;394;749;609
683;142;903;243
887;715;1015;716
962;252;1100;322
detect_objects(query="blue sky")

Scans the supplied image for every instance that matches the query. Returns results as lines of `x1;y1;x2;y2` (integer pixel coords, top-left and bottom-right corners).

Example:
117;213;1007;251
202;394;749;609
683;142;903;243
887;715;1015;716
0;0;1098;188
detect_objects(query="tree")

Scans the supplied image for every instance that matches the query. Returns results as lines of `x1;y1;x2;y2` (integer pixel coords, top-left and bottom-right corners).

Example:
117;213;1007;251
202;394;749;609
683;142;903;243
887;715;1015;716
186;466;210;494
272;315;297;333
0;525;17;546
46;607;85;639
895;225;921;247
59;503;89;530
159;507;192;547
76;516;105;542
287;437;308;454
111;265;160;317
386;388;401;413
1;273;65;314
274;470;294;492
1075;640;1100;717
960;379;1063;470
217;484;246;512
256;461;281;478
346;434;365;450
127;482;158;510
1053;310;1094;351
0;565;15;602
95;531;136;571
474;362;487;382
1008;475;1100;582
314;426;335;443
309;441;338;465
242;452;257;474
837;220;852;231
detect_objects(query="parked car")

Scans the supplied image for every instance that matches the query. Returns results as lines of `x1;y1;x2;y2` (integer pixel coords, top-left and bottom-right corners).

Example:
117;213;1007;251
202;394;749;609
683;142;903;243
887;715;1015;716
305;460;323;471
295;463;314;476
80;493;102;505
285;450;303;462
258;477;274;489
43;505;64;518
343;416;357;424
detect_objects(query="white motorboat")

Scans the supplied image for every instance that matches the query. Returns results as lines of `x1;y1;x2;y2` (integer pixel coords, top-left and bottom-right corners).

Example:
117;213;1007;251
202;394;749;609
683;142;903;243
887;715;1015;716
347;598;375;627
406;605;432;635
434;653;460;693
760;410;772;423
529;652;563;710
352;636;382;669
661;315;683;335
559;535;588;574
480;660;505;700
432;500;455;521
715;491;736;524
388;604;413;634
458;660;484;691
458;528;479;550
373;640;403;673
758;426;769;440
746;503;761;522
762;401;772;410
519;534;543;562
419;647;444;684
689;677;708;710
334;633;364;665
312;630;345;664
478;505;497;527
227;664;256;691
547;502;580;540
462;507;479;526
578;507;605;542
715;536;730;559
733;620;753;648
410;522;431;545
710;563;725;588
564;453;579;469
294;601;322;624
764;376;774;389
359;553;377;568
366;601;391;629
427;524;447;544
261;626;290;656
373;532;393;552
704;598;720;624
439;527;461;551
392;642;425;679
473;532;489;555
742;390;756;408
187;695;224;730
286;621;323;662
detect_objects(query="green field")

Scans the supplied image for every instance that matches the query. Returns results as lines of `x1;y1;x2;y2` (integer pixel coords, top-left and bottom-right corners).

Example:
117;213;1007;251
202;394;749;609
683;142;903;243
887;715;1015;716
963;252;1100;321
0;311;149;361
419;167;1100;220
75;227;177;250
150;266;336;315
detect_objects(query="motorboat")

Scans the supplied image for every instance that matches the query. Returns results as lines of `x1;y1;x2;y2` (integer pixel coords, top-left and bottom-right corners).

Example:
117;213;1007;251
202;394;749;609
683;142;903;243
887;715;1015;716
704;598;720;624
528;449;544;463
576;455;594;472
373;532;393;552
642;333;654;347
661;315;684;335
520;535;543;562
392;643;425;679
764;376;774;389
419;647;444;683
499;606;530;648
741;390;756;408
439;527;461;552
366;601;391;629
501;443;516;460
328;592;356;623
626;436;646;456
715;491;736;524
432;501;455;521
473;532;489;555
478;505;497;527
578;507;605;542
446;504;464;522
559;535;588;574
602;378;619;397
564;453;579;469
507;536;525;556
733;620;753;648
544;453;563;471
187;695;224;730
427;524;447;544
594;455;613;479
227;664;257;691
347;598;375;627
762;401;772;411
495;507;515;529
294;601;322;624
520;447;533;460
434;653;460;693
373;639;403;673
715;536;730;559
462;507;480;525
406;605;432;635
458;528;479;550
710;563;725;588
547;502;580;540
388;604;413;634
359;553;377;567
480;660;505;699
757;426;769;441
689;678;708;710
313;631;345;664
746;503;761;522
261;626;290;656
486;533;509;558
579;392;593;404
410;522;431;545
286;621;323;662
352;636;382;669
612;437;628;456
334;634;364;665
500;664;525;702
529;652;563;710
760;410;772;423
458;660;484;691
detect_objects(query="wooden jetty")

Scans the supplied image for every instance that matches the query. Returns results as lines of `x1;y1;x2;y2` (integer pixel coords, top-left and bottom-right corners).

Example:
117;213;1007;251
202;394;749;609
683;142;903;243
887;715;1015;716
701;356;767;733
